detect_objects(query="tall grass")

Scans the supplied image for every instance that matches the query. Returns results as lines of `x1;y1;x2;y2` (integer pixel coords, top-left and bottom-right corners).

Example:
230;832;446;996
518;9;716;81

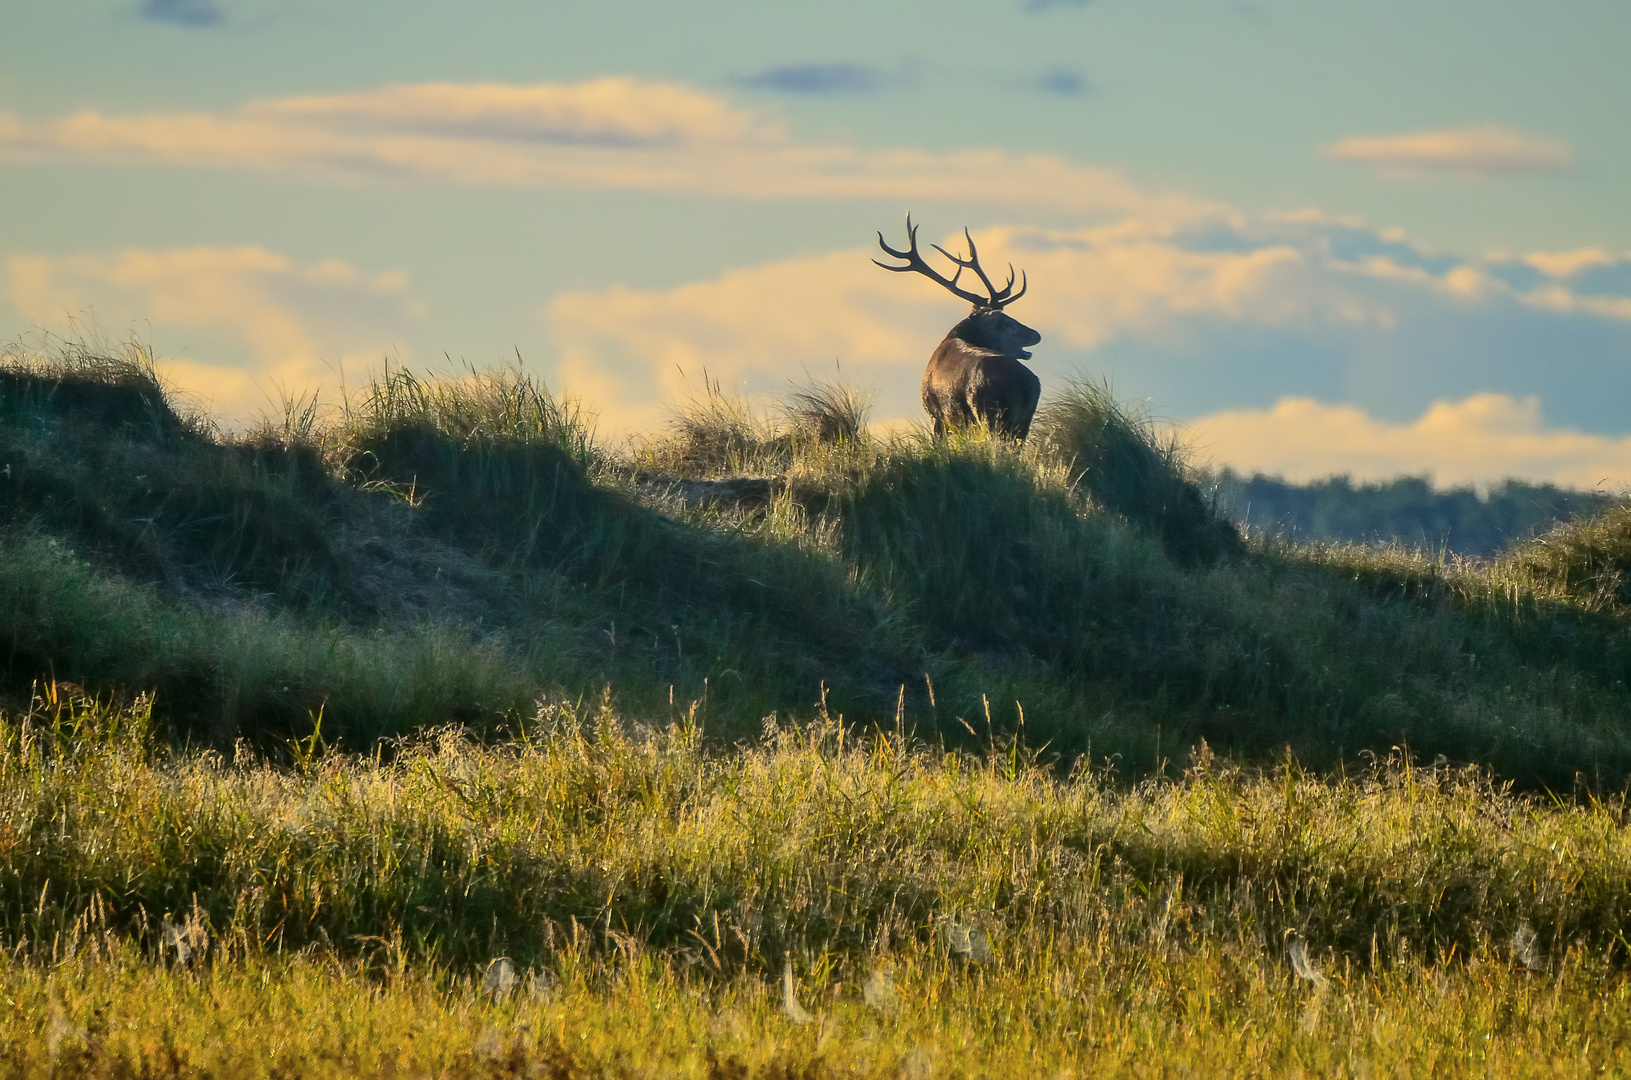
634;375;871;478
1499;502;1631;613
8;346;1631;1073
3;691;1630;1075
0;336;207;442
8;689;1631;979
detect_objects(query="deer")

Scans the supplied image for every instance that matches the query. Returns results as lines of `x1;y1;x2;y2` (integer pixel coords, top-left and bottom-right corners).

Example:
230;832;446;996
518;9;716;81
875;216;1042;442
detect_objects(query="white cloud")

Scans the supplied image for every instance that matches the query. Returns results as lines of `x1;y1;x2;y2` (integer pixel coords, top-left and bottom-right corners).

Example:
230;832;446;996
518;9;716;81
6;246;419;420
251;80;781;147
0;79;1212;220
1322;124;1572;177
1184;395;1631;490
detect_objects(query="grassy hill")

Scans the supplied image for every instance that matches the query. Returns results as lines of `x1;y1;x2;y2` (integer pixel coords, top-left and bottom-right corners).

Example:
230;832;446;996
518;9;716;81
4;343;1631;788
7;343;1631;1075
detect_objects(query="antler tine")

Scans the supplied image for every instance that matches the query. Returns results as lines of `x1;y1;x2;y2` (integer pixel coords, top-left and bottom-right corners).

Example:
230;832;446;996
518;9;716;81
874;215;988;307
872;213;919;262
931;227;1024;309
991;269;1030;306
996;263;1018;300
1002;269;1028;306
982;260;1026;305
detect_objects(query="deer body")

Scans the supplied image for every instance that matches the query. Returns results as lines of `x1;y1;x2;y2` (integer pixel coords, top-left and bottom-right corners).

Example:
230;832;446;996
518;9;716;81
922;311;1042;440
875;217;1043;442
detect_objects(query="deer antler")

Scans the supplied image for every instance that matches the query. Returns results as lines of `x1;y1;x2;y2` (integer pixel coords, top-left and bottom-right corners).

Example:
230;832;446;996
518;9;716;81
874;216;1026;309
933;228;1027;309
874;216;990;308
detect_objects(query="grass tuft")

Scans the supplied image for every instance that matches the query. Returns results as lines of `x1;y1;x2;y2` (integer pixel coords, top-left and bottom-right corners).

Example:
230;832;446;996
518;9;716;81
1499;502;1631;613
640;377;772;477
1033;377;1242;565
0;336;205;443
782;378;871;448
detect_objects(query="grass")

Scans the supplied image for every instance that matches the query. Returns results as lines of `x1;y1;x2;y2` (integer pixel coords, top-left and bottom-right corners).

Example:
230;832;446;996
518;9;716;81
7;342;1631;1073
3;689;1631;1076
5;344;1631;786
11;939;1630;1077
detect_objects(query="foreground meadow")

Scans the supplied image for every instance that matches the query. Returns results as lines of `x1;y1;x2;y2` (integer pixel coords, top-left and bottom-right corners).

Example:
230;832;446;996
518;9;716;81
4;690;1631;1077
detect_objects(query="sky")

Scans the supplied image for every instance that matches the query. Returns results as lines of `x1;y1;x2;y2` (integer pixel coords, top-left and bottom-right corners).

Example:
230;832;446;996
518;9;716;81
2;0;1628;488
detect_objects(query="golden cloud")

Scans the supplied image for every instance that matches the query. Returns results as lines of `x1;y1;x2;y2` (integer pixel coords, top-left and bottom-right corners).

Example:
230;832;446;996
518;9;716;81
544;220;1631;460
0;79;1211;219
1524;248;1618;278
544;224;1377;438
1184;395;1631;490
251;80;781;146
982;225;1316;345
1322;124;1572;177
548;247;958;438
7;246;418;421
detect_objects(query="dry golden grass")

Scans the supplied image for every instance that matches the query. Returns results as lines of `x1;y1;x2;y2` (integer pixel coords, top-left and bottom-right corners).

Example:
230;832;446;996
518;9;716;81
3;691;1631;1076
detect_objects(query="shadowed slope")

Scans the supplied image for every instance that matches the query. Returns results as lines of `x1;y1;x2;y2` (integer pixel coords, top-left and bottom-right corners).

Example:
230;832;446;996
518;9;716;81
3;347;1631;786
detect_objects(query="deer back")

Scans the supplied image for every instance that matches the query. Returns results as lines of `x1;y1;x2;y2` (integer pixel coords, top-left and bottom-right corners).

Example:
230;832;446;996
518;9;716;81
922;312;1042;441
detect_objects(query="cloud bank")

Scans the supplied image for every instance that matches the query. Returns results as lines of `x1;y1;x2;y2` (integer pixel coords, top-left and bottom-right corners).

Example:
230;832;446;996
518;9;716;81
1323;124;1572;178
0;78;1209;219
7;246;419;418
545;216;1631;486
11;219;1629;488
1186;395;1631;491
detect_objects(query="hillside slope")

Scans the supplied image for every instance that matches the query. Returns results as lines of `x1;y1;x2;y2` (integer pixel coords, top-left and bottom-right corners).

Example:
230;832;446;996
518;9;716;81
3;345;1631;787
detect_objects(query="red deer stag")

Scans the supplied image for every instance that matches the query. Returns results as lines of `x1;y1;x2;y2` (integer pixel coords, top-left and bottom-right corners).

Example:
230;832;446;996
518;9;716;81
875;217;1042;442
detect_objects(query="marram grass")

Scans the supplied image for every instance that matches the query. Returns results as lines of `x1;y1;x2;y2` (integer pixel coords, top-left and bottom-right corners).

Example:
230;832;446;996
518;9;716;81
8;347;1631;787
3;691;1631;1076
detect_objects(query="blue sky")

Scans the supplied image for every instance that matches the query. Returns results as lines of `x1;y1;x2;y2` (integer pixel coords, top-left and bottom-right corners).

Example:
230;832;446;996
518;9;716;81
2;0;1628;486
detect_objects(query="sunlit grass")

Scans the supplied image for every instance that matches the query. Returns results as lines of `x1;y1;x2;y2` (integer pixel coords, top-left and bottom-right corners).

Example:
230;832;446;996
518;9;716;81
3;690;1630;1076
9;941;1629;1077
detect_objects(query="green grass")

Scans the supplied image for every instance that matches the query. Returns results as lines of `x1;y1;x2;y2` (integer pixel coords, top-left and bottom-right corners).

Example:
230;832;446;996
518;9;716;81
5;345;1631;787
3;690;1631;1076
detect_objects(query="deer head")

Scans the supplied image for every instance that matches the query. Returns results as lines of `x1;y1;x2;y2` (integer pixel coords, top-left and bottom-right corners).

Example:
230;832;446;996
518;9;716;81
874;216;1039;358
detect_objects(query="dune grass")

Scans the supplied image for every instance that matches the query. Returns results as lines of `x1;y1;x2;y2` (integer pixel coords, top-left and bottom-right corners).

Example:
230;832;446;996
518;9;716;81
3;690;1631;1076
5;345;1631;788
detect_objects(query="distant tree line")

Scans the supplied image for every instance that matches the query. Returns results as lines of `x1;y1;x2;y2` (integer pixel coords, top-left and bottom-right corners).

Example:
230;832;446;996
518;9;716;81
1210;471;1617;557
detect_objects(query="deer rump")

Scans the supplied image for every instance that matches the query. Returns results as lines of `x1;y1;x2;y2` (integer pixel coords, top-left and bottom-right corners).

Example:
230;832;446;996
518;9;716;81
922;316;1042;442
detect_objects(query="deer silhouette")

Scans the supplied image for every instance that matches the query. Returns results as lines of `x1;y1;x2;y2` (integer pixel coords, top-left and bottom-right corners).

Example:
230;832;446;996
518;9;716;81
875;217;1042;442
